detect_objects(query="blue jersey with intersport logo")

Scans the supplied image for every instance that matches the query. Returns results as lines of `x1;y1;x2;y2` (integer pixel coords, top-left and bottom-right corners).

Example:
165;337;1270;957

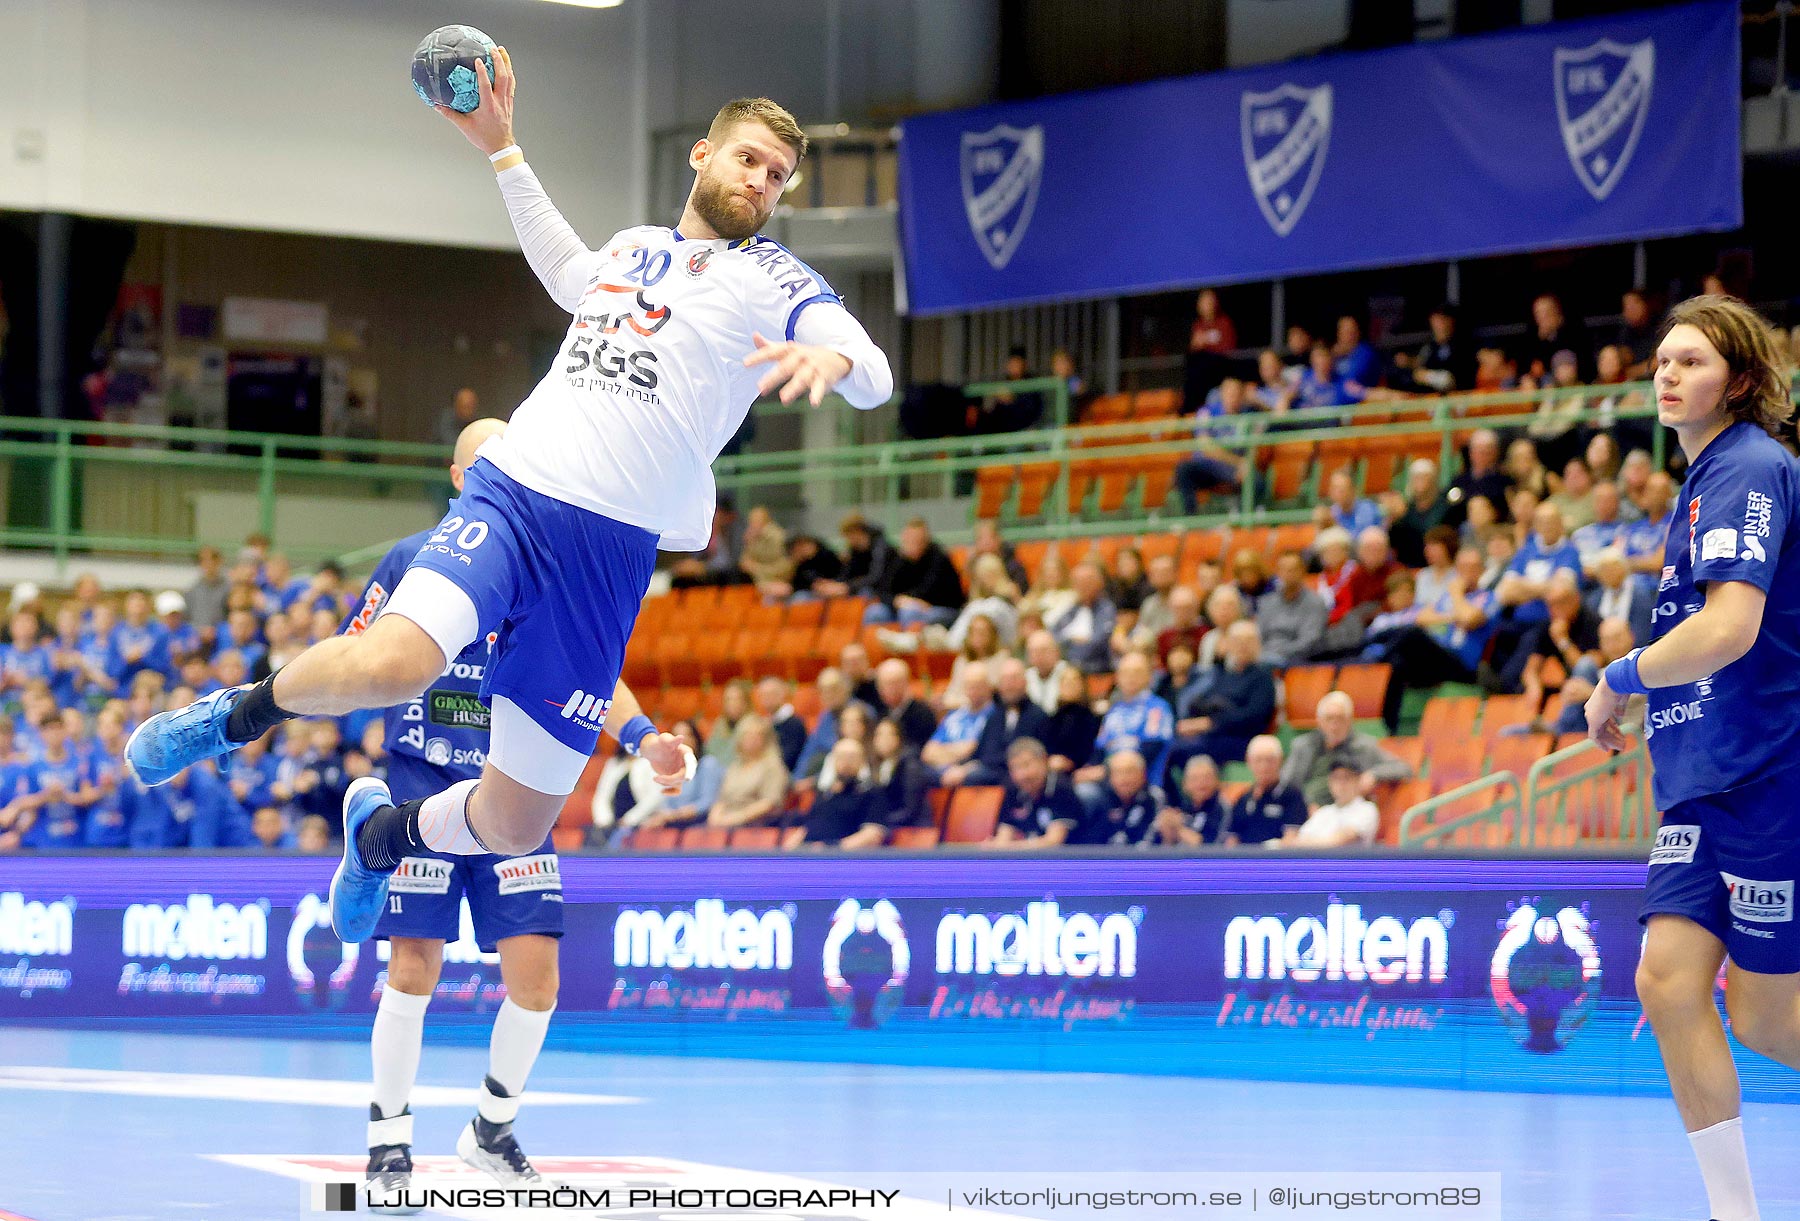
1643;421;1800;810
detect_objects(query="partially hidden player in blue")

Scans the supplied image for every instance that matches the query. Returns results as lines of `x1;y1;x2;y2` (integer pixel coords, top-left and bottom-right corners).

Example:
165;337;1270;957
1585;295;1800;1221
125;46;886;952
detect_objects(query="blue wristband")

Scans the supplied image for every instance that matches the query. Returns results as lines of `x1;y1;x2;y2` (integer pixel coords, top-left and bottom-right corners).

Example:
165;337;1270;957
1603;648;1650;696
618;715;657;755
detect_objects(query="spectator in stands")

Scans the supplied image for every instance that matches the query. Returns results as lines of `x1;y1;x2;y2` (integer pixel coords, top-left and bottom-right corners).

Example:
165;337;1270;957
1585;551;1653;647
706;715;790;829
736;506;793;590
1459;495;1499;551
670;499;744;588
1616;448;1652;519
1445;430;1511;526
1572;482;1629;566
16;712;100;849
1195;585;1246;670
753;676;807;771
1107;547;1152;615
1175;377;1249;512
187;546;230;640
1021;629;1074;714
1520;293;1591;382
1613;288;1657;377
1507;488;1541;548
1153;585;1207;667
1250;348;1296;413
48;605;111;710
1395;304;1474;393
1229;549;1271;604
433;386;483;448
1362;572;1421;645
1222;735;1308;847
1280;324;1315;382
1185;289;1237;408
942;616;1006;712
1049;348;1087;413
1387;461;1452;569
1547;456;1597;531
251;805;294;851
1149;753;1225;845
767;533;843;601
1132;554;1181;642
1155;642;1198;709
296;814;331;852
1076;652;1174;797
704;678;754;765
864;716;931;832
796;739;888;848
970;657;1051;787
873;658;939;751
863;519;966;629
1624;471;1675;579
220;608;267;675
1048;561;1118;674
133;760;252;849
816;703;877;792
79;710;129;848
2;610;53;704
971;519;1030;590
1369;545;1496;729
925;665;997;785
840;641;881;710
1257;554;1329;668
828;513;893;600
1282;692;1412;807
794;669;866;785
1318;470;1382;537
1070;749;1164;845
1287;762;1380;848
1501;438;1549;504
1413;526;1460;609
1525;349;1586;470
940;556;1021;651
1585;432;1623;484
978;347;1045;434
1315;527;1401;658
1295;343;1363;414
1170;620;1276;770
1019;550;1076;628
1042;665;1101;775
225;729;278;814
1518;575;1601;708
1331;315;1381;389
108;592;170;687
987;736;1084;849
1497;501;1583;624
1480;531;1516;593
156;592;199;664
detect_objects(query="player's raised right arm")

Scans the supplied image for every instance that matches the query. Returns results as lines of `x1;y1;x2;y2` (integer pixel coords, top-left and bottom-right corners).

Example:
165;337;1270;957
435;45;599;312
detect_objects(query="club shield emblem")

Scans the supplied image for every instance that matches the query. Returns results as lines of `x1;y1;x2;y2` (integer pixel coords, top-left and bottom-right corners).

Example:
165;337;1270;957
1240;82;1333;237
960;123;1045;270
1554;37;1655;202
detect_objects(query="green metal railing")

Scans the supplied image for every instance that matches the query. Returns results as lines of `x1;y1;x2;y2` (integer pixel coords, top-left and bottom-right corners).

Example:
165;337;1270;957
0;376;1661;573
1398;738;1654;849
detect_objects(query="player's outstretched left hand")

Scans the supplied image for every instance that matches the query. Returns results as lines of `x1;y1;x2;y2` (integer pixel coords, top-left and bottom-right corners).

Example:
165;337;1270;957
437;44;518;157
745;332;852;406
641;735;698;794
1583;678;1631;752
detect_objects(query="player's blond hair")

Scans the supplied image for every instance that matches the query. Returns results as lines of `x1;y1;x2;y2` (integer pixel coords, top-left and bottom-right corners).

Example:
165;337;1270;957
1662;294;1796;449
708;97;808;160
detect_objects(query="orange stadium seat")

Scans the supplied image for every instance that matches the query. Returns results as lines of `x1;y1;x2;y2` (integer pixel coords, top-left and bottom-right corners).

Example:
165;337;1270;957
1082;393;1132;424
680;826;731;850
889;826;941;849
1383;736;1425;774
785;600;826;630
729;826;782;850
631;827;680;851
1376;779;1433;845
975;464;1015;518
1015;463;1060;517
1139;454;1181;512
1480;694;1537;736
1132;388;1181;418
942;787;1004;843
1427;738;1487;791
1262;441;1314;502
1419;695;1481;754
1138;534;1180;566
1282;665;1336;730
1487;733;1553;780
1271;523;1316;556
927;787;953;830
1334;663;1390;721
824;597;870;630
1315;438;1362;492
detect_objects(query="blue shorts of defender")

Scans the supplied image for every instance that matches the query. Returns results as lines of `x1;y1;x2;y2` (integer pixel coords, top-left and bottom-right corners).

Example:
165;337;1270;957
377;458;658;795
1641;764;1800;975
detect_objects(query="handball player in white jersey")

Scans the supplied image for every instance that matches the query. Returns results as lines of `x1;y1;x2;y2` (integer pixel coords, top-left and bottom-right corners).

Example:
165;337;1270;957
127;45;893;941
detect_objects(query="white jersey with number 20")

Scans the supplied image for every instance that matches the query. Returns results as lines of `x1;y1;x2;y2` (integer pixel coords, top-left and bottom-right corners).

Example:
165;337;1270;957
479;162;893;551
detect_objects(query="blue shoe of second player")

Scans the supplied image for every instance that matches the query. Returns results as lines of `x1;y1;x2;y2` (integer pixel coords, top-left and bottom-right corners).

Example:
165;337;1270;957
124;684;247;787
333;777;400;944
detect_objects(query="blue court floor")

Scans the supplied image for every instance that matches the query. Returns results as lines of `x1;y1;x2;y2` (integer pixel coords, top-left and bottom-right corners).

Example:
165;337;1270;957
0;1025;1797;1221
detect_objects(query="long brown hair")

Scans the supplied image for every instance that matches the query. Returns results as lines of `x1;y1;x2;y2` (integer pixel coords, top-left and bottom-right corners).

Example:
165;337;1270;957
1660;294;1795;449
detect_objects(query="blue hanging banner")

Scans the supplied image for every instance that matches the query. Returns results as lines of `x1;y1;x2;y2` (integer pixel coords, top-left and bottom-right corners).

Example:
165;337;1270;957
898;0;1741;315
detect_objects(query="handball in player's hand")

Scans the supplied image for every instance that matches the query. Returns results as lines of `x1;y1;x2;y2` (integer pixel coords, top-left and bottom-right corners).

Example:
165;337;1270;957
411;25;496;114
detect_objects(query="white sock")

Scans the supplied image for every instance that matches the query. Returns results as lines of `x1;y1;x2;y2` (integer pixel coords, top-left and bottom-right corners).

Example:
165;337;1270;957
370;986;431;1130
417;779;487;856
1689;1116;1759;1221
481;997;554;1124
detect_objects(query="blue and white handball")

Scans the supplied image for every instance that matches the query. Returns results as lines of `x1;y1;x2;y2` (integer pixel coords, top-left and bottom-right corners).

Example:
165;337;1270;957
411;24;496;114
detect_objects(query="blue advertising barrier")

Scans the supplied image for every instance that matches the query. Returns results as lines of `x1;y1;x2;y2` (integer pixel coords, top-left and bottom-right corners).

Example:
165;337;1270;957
897;1;1741;314
0;852;1792;1103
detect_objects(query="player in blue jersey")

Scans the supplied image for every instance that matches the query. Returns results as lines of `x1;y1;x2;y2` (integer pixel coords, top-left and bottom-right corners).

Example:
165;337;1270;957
1585;296;1800;1221
124;48;893;945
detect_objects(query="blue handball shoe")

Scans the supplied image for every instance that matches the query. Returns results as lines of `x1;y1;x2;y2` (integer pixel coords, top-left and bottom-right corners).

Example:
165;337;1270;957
125;684;246;787
333;777;400;943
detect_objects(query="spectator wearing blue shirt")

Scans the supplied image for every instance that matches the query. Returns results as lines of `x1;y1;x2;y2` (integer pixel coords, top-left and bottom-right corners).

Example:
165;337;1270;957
19;714;98;849
260;553;311;616
1074;653;1175;803
1148;753;1228;846
1365;546;1497;730
224;730;280;812
1047;562;1119;675
1498;501;1584;624
1069;750;1165;845
125;762;251;849
250;805;298;850
1174;377;1250;513
81;708;132;848
1320;469;1383;537
155;591;203;662
1223;735;1311;847
923;665;996;784
987;737;1087;849
1623;470;1677;581
1571;482;1630;567
1170;620;1278;770
218;609;268;675
792;669;866;784
48;604;113;710
1331;315;1381;390
1;610;54;708
107;591;172;686
967;657;1051;787
0;722;32;850
1294;344;1364;415
1585;551;1654;647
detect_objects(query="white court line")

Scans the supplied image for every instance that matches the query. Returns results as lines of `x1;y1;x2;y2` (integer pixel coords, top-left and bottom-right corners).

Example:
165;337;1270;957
0;1066;640;1108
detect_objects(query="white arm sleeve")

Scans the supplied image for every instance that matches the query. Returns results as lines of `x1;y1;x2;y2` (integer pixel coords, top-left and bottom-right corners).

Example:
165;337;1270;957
792;301;895;410
495;161;604;313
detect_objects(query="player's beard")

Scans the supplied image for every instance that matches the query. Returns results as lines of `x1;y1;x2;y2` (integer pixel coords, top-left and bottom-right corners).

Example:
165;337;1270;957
689;167;770;241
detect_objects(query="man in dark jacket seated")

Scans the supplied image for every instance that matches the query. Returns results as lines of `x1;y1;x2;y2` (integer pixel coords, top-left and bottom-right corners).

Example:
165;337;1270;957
1167;621;1276;774
797;739;890;849
861;519;966;629
984;738;1087;850
1069;750;1165;846
961;657;1052;787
